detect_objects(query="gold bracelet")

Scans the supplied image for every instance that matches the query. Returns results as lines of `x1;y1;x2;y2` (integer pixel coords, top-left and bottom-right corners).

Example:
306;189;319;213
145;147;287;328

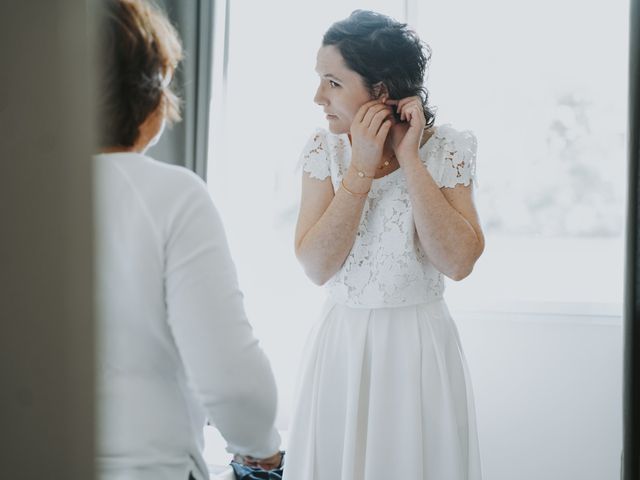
350;161;375;179
341;179;370;198
356;169;375;179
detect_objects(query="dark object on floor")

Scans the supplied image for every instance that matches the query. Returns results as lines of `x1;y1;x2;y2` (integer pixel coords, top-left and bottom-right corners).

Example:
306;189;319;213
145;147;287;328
230;461;284;480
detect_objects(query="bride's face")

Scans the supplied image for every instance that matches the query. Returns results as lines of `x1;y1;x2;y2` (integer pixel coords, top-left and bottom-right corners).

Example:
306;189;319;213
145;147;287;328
313;45;372;135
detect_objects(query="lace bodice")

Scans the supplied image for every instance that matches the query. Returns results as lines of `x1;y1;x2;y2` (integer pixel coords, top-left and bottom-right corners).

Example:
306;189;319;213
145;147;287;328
301;124;478;308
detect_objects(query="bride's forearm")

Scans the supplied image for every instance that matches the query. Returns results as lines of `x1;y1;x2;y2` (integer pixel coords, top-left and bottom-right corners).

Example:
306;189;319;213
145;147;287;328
401;155;483;280
296;168;372;285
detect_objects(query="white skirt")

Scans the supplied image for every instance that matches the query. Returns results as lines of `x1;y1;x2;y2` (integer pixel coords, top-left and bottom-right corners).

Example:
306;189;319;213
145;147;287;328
282;298;482;480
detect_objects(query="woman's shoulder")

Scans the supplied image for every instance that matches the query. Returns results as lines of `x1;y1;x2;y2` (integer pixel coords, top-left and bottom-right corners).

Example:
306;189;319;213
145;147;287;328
305;127;349;152
426;124;477;151
300;127;350;180
420;124;479;188
96;151;209;205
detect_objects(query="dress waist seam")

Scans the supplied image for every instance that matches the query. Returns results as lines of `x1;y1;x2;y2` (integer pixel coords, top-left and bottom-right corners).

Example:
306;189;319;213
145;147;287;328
326;296;444;310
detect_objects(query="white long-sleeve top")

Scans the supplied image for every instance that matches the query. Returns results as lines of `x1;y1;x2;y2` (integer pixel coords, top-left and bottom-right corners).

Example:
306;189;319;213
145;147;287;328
94;152;280;480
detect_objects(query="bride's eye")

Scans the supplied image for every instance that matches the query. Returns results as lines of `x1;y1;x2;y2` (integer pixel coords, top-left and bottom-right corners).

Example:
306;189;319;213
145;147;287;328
329;80;340;88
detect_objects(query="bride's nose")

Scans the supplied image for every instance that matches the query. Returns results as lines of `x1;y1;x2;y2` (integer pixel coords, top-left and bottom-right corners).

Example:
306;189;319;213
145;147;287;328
314;85;327;107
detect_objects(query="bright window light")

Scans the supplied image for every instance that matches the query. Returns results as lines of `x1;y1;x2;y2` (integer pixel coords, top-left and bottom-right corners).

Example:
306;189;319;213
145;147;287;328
205;1;628;460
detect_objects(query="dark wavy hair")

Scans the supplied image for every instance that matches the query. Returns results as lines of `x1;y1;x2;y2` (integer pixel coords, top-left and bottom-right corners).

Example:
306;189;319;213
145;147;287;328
323;10;435;128
98;0;183;148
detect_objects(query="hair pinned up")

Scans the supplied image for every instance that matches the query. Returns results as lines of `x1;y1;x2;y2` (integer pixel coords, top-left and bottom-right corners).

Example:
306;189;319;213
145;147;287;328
323;10;436;127
98;0;183;147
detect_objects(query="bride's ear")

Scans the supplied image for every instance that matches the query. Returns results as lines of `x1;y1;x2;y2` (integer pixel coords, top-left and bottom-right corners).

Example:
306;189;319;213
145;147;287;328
372;82;389;100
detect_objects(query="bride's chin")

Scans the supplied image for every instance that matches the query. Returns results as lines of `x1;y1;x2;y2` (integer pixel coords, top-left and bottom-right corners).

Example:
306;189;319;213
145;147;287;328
327;122;349;135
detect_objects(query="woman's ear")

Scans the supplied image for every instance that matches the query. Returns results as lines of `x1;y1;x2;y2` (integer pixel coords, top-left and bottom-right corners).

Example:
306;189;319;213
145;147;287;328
372;82;389;100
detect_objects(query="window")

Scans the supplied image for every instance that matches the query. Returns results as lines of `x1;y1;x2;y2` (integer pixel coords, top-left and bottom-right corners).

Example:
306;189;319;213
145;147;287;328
414;0;628;312
205;0;628;461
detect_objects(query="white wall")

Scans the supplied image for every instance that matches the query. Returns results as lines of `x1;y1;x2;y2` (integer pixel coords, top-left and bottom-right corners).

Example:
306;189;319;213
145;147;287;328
454;307;622;480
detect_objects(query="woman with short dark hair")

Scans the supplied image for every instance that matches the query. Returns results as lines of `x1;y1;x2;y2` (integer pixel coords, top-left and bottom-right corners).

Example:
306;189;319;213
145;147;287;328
95;1;281;479
286;10;484;480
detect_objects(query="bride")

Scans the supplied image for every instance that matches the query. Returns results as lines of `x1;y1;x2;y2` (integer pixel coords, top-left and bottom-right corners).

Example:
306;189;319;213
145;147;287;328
284;10;485;480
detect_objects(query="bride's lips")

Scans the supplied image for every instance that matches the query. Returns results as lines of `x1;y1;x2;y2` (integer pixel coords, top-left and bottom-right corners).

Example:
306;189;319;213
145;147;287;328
326;114;338;120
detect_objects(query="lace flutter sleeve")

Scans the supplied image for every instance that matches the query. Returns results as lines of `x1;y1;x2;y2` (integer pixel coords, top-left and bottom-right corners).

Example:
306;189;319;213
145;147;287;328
424;125;478;188
300;129;331;181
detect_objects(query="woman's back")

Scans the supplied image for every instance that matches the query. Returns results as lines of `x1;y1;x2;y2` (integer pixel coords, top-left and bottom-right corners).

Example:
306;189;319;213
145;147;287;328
95;153;280;480
95;153;210;478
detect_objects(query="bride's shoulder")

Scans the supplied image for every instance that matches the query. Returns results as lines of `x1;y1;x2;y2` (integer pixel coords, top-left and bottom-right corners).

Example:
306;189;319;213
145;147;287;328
306;127;351;160
427;124;477;149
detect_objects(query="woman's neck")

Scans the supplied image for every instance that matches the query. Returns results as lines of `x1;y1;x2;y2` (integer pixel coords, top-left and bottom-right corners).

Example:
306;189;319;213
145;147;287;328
100;146;141;154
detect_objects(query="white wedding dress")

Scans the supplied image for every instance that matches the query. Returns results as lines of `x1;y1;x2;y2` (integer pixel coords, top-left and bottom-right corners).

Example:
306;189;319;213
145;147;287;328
282;125;482;480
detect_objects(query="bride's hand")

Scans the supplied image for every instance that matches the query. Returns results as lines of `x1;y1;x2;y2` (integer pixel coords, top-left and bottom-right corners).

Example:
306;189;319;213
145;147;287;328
386;96;426;163
349;99;394;174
